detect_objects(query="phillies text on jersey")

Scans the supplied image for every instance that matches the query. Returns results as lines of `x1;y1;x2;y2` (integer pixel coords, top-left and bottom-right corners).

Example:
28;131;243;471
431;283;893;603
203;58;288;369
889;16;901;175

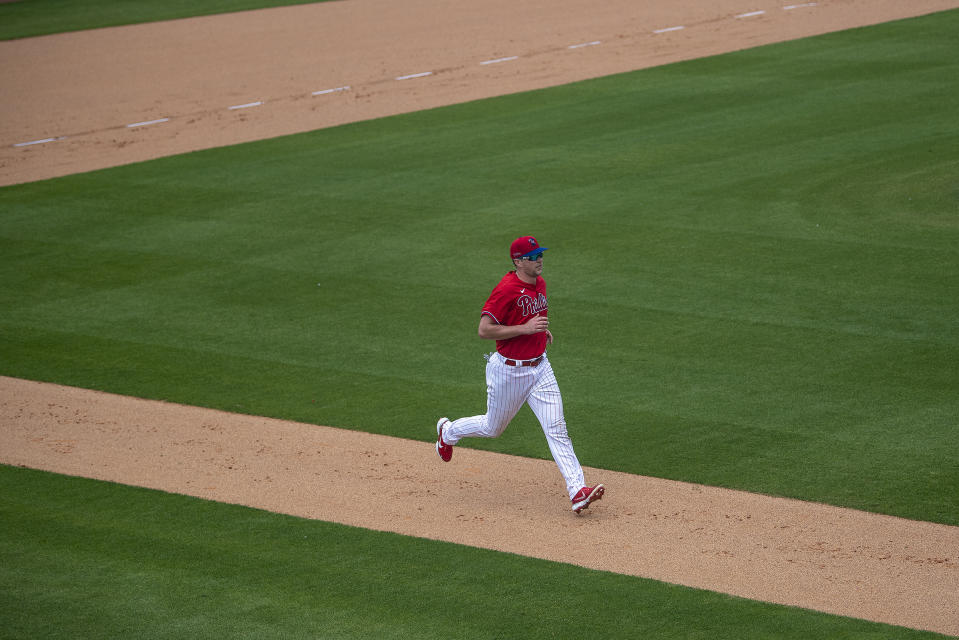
481;271;548;360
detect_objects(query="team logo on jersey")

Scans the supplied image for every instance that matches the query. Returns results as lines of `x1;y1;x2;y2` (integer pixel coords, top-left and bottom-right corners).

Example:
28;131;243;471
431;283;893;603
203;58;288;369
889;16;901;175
517;292;548;316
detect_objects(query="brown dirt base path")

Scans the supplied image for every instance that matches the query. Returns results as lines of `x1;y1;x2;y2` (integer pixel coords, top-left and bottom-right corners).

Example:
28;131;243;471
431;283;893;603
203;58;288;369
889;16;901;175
2;0;958;186
2;376;958;636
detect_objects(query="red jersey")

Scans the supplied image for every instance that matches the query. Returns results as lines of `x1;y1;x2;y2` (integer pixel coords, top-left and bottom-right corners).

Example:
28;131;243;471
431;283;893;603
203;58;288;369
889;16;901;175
481;271;548;360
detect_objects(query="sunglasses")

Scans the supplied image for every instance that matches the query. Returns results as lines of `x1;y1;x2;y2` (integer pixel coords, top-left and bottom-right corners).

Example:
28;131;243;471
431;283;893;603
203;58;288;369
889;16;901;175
519;253;544;261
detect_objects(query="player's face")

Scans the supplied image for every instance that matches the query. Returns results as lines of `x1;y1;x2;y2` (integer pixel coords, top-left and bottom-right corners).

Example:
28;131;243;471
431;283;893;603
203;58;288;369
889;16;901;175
516;253;543;278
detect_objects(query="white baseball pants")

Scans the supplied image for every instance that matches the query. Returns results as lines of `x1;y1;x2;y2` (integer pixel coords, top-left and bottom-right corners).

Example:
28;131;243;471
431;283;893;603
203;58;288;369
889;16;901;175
443;352;586;499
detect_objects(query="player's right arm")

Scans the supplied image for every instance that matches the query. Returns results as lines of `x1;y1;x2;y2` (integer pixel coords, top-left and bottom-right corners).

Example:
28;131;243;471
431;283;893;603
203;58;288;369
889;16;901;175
478;314;548;340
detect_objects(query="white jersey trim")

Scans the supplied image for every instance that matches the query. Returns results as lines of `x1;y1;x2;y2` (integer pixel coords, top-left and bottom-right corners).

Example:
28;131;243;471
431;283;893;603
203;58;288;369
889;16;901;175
481;310;501;324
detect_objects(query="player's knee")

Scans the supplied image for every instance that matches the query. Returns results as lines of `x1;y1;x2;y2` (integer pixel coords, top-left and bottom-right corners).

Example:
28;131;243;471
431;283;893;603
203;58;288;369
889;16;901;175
483;415;510;438
546;419;569;438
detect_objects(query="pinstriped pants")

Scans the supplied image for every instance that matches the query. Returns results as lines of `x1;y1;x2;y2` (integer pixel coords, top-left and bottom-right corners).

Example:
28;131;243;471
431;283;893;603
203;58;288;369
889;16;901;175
443;352;586;499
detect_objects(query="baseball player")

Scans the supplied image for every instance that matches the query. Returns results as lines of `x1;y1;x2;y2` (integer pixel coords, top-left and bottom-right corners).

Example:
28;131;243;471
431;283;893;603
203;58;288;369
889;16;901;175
436;236;605;513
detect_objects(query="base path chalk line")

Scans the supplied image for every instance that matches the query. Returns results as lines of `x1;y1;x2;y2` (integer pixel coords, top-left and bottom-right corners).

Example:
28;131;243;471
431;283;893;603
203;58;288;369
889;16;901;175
228;101;263;110
7;6;828;154
312;86;351;95
126;118;170;128
395;71;433;80
13;137;62;147
480;56;519;65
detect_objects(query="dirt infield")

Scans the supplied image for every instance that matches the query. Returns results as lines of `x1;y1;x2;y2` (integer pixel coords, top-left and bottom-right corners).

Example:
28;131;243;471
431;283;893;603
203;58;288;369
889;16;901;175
2;377;958;635
2;0;957;186
2;0;959;635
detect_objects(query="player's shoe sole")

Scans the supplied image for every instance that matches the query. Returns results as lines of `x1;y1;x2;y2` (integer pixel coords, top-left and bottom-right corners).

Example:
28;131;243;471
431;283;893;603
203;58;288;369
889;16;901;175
436;417;452;462
572;484;605;513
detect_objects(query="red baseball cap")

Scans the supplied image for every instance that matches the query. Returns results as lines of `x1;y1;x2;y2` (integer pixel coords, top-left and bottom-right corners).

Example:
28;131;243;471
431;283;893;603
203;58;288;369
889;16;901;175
510;236;549;259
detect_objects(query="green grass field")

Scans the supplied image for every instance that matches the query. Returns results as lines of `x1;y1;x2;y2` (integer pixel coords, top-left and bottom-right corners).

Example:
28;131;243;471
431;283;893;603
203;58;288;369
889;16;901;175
0;0;329;40
2;6;958;638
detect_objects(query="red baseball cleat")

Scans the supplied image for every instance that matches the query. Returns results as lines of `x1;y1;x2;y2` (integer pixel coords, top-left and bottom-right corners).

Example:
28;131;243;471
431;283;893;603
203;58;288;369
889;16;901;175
436;417;453;462
571;484;605;513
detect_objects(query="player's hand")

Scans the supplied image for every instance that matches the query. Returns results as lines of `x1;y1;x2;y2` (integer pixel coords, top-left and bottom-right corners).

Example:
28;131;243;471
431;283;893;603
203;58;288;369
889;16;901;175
524;315;549;334
545;329;554;345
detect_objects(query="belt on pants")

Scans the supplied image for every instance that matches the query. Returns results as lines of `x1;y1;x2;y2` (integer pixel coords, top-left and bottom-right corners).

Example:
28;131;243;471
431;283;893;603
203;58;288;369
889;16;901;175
503;355;544;367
